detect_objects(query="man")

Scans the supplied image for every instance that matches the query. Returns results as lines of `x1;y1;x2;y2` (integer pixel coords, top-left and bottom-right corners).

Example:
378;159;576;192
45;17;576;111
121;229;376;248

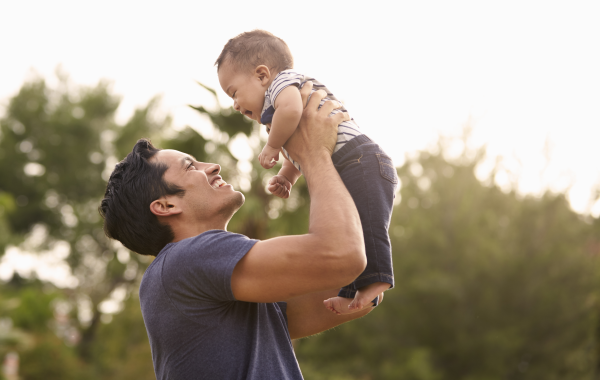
99;84;381;379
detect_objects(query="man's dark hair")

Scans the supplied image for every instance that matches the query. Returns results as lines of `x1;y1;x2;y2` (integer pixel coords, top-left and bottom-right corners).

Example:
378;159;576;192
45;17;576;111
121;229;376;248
215;29;294;74
99;138;185;256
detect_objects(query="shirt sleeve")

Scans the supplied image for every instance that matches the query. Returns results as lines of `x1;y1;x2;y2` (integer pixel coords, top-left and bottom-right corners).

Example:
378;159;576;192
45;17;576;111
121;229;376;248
161;230;258;302
269;70;305;107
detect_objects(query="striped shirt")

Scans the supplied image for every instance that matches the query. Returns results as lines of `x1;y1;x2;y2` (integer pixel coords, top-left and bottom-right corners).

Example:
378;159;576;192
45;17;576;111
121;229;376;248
260;70;362;173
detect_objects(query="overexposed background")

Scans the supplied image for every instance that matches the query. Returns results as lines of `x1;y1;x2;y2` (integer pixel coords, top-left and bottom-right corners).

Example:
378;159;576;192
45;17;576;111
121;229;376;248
2;0;599;216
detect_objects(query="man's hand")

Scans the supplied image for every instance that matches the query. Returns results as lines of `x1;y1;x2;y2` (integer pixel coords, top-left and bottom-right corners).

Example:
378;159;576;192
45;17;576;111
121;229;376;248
259;144;280;169
283;84;349;167
267;175;292;199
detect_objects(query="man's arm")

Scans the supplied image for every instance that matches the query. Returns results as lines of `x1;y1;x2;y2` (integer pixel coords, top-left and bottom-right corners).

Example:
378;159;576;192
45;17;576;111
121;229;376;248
231;86;365;303
286;289;384;340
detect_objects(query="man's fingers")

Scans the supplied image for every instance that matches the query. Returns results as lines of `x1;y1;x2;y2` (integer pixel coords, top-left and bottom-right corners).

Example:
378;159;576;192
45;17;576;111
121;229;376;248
306;89;327;111
300;81;313;108
318;99;342;116
329;111;350;124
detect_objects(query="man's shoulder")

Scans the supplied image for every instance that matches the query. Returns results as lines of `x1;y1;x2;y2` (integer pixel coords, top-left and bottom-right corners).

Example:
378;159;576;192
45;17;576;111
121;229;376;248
164;230;253;253
141;230;259;305
143;230;256;281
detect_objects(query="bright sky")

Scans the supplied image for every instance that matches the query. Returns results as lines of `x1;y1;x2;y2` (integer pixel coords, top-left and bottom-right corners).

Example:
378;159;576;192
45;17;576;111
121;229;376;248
1;0;599;217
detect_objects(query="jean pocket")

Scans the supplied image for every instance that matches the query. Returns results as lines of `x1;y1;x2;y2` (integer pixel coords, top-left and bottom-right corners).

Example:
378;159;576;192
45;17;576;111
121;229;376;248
376;154;398;184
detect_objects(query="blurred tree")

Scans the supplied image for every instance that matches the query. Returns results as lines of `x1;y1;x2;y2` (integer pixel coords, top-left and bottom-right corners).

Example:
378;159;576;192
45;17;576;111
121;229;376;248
0;71;166;365
294;135;599;380
0;74;312;378
0;279;87;380
3;72;598;380
89;292;154;380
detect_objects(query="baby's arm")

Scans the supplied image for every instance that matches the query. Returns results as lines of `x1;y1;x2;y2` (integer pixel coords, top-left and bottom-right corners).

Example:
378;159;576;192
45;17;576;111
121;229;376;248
268;158;302;199
259;86;303;169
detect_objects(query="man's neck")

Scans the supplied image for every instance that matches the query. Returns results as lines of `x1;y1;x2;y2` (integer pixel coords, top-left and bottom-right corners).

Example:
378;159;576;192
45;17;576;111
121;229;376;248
171;221;228;242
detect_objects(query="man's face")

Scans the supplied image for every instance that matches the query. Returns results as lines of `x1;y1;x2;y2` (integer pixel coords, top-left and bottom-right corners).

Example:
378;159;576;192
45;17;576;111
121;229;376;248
218;61;267;122
151;149;244;223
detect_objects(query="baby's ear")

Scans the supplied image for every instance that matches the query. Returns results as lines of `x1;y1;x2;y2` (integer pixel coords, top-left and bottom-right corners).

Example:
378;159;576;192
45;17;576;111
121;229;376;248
255;65;271;85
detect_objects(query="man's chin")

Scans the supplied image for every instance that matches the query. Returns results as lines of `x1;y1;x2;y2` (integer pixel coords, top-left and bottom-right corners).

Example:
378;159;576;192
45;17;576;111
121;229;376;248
221;191;245;217
233;191;245;211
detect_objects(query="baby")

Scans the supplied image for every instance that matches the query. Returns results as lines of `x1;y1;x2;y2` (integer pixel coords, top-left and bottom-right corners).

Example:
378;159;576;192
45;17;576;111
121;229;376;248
216;30;397;314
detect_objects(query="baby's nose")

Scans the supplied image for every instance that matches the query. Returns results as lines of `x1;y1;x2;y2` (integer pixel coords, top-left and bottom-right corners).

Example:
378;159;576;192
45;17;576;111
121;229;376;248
233;101;240;111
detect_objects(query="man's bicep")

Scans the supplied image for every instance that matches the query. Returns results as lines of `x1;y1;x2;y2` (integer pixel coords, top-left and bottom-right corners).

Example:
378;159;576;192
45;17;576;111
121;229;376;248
231;234;338;303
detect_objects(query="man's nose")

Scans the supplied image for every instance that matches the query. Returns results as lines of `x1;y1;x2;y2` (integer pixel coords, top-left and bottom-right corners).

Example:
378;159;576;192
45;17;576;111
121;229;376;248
204;163;221;175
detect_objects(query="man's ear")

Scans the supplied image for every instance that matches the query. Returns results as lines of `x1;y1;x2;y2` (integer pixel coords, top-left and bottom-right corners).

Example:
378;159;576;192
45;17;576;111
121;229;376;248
150;197;182;217
255;65;271;86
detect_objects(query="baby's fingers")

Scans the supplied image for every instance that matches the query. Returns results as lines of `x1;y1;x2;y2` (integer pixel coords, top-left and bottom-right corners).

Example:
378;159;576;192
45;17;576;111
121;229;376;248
267;181;281;193
269;184;281;196
270;183;290;199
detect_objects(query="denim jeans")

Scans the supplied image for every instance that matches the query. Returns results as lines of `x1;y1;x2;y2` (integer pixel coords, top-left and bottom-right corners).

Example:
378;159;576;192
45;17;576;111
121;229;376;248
332;135;397;298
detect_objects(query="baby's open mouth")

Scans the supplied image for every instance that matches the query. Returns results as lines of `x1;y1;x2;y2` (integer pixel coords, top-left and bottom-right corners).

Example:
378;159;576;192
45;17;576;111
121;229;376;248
244;111;253;117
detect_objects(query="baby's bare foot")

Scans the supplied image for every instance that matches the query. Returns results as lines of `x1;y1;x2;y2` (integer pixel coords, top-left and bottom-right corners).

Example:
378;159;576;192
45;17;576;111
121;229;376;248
324;282;391;315
349;282;390;311
323;296;356;315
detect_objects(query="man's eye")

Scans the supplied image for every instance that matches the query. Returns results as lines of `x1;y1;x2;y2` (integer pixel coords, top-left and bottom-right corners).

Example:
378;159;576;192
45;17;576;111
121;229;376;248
187;162;195;170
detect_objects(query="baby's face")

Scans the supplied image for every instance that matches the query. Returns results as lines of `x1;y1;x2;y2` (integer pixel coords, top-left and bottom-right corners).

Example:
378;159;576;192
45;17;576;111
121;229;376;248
218;62;267;122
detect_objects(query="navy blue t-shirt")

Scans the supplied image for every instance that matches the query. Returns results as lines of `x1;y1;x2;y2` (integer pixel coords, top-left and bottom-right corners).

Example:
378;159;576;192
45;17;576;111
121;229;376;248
139;230;303;379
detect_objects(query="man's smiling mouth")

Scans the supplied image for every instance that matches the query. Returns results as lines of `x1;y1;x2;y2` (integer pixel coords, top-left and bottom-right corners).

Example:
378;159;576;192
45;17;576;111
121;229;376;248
211;179;227;189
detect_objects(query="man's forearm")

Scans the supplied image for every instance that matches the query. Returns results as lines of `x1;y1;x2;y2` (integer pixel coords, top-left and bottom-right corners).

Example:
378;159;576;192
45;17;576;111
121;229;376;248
286;289;377;340
302;151;365;270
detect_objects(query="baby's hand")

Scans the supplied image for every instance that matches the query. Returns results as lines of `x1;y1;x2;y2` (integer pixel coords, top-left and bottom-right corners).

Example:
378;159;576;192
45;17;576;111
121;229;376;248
259;144;280;169
267;175;292;199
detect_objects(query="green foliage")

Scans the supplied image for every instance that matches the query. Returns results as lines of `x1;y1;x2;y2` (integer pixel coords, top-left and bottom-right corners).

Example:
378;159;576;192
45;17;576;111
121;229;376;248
0;72;165;373
19;334;87;380
0;73;311;378
294;145;599;379
10;287;57;333
1;73;599;380
89;294;154;380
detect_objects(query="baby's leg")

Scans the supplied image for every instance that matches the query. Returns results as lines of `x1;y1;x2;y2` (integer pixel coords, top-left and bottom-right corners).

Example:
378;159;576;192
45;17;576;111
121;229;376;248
325;138;398;315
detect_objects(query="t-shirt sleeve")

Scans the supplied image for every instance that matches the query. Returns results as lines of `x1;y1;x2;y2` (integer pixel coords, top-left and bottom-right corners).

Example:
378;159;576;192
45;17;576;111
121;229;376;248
269;70;305;106
161;231;258;302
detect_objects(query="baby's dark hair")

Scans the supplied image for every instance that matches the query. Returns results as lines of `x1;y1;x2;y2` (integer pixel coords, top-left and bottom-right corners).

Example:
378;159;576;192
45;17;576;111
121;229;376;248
215;30;293;74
